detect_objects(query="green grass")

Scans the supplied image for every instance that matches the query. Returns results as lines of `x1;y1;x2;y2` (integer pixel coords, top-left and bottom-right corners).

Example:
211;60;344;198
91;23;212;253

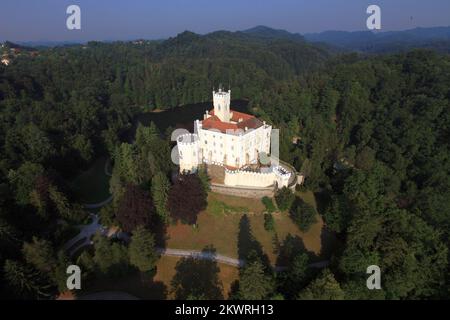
207;197;249;217
167;191;328;265
69;157;111;204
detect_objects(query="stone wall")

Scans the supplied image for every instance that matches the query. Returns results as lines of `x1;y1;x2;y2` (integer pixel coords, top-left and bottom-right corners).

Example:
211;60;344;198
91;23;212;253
211;183;274;198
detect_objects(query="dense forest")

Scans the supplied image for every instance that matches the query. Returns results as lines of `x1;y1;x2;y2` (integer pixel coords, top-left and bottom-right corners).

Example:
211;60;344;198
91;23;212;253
0;28;449;299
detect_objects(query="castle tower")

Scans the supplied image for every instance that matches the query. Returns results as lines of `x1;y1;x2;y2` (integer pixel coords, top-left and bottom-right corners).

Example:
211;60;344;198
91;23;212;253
213;86;231;122
177;133;200;173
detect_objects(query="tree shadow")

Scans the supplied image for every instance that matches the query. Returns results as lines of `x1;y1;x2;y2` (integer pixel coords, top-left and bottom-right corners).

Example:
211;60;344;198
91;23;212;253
81;268;168;300
313;190;332;216
170;246;224;300
237;214;271;272
319;227;342;262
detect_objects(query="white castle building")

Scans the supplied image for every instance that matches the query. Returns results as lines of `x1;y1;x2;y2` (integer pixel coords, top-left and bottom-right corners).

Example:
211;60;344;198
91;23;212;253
176;88;295;189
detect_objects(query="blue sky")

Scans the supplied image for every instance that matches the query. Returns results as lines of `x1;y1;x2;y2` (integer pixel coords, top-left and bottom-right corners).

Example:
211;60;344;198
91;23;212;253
0;0;449;42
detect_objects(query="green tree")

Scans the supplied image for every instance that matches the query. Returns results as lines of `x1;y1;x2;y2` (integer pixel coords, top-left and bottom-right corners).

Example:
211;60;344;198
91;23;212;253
298;269;344;300
3;260;52;299
274;187;295;211
238;259;274;300
99;203;117;227
151;172;170;222
289;198;317;232
22;237;56;273
129;226;158;273
7;162;44;206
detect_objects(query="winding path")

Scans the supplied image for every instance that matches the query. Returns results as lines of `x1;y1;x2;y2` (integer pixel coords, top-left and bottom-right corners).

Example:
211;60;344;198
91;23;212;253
157;248;245;267
83;195;113;209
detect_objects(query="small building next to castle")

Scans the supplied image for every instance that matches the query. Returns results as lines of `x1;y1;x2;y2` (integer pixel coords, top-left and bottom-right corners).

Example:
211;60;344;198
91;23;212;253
176;88;299;190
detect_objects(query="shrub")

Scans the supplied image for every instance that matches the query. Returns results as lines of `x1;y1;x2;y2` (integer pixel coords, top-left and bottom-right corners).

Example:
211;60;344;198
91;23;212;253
264;213;275;232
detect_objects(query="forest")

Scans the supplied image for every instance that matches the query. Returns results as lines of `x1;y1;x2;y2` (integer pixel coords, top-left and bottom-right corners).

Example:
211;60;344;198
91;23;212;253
0;28;449;300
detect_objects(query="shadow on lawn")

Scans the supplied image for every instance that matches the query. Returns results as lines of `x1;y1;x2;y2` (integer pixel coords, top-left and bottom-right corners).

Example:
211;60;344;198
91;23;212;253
81;269;168;300
170;246;224;300
237;214;271;272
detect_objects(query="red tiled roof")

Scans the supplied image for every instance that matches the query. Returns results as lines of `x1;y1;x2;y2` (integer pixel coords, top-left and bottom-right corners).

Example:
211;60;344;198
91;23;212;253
202;109;263;133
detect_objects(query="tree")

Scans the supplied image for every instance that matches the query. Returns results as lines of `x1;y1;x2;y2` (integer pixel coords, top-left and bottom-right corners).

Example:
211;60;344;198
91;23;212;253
289;198;317;232
238;259;274;300
297;269;344;300
72;134;94;163
3;260;52;299
53;250;72;292
129;226;158;273
168;174;207;225
274;187;295;211
7;162;44;206
22;237;56;273
93;234;115;274
49;185;87;223
29;175;52;220
278;252;309;298
116;184;155;232
151;172;170;222
92;234;129;277
99;203;117;227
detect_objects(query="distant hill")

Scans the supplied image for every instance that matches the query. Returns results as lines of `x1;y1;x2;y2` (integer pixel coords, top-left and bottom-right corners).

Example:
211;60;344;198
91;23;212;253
2;41;36;52
303;26;450;53
156;29;330;76
241;25;305;42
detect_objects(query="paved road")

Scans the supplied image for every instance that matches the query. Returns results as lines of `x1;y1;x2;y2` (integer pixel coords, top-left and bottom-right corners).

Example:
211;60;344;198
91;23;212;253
157;248;245;267
156;248;328;270
64;214;106;256
83;195;113;209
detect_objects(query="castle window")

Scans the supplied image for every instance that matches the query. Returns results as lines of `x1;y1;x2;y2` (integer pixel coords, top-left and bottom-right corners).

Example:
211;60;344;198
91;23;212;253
205;140;207;144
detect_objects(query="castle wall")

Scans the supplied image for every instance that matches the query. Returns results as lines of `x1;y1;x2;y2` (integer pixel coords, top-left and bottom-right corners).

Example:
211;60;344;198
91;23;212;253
224;169;276;188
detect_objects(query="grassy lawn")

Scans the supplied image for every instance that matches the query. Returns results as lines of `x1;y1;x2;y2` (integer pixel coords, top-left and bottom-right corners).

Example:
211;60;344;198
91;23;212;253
167;191;330;265
79;256;238;300
69;156;111;204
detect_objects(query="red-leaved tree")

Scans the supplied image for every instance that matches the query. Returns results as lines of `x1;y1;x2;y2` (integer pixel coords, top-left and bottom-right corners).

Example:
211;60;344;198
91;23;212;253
168;174;207;225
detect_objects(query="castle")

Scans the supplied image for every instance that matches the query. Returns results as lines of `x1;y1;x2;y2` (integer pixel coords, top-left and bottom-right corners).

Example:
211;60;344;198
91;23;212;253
176;88;296;189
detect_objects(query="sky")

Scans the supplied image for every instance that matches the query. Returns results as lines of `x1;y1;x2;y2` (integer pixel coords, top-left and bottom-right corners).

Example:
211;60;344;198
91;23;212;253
0;0;449;42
